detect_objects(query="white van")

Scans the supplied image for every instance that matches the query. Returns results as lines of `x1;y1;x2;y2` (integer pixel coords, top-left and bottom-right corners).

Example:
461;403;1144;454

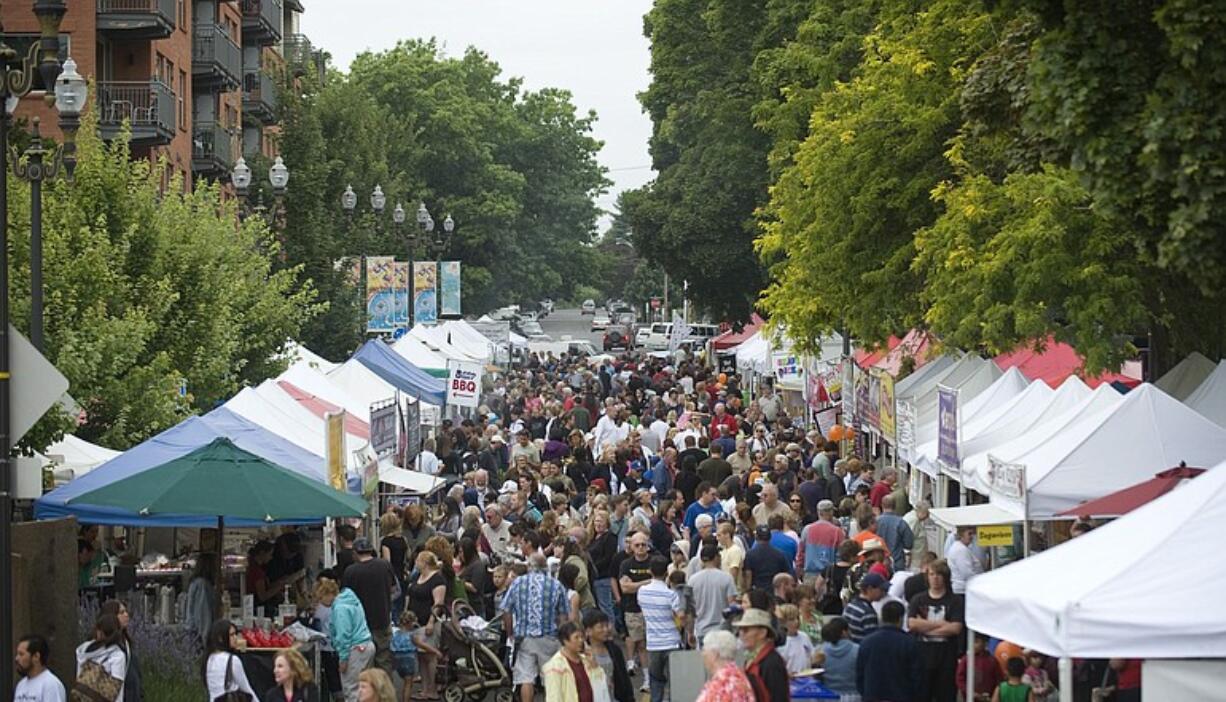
644;322;721;351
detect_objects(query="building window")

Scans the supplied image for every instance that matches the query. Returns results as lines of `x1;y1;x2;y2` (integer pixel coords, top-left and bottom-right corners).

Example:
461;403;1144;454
179;70;187;131
179;0;187;32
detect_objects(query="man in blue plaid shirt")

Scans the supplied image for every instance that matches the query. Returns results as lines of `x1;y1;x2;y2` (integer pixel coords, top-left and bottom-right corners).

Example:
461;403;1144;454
500;552;570;702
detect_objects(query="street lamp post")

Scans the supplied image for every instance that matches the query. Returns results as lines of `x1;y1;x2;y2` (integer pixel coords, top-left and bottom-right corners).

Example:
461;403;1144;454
413;204;455;321
343;184;405;333
231;155;289;224
0;1;73;691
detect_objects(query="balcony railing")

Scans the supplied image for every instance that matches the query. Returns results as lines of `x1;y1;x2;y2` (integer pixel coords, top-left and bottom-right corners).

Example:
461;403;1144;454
97;80;176;144
192;24;242;89
242;69;277;123
240;0;283;45
192;121;238;174
283;33;313;76
96;0;176;38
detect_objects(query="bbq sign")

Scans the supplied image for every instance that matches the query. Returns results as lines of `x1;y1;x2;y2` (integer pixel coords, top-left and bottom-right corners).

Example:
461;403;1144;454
446;360;483;408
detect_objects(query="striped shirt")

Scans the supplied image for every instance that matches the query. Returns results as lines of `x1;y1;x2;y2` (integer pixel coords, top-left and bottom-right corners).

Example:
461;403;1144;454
843;596;879;642
500;572;569;638
638;579;683;651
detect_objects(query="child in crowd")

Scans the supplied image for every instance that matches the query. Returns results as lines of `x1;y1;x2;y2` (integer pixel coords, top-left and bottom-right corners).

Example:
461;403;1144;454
777;604;818;675
310;578;343;701
992;657;1034;702
794;583;824;646
391;611;419;702
821;617;859;700
1022;650;1056;701
958;633;1003;702
667;569;694;646
668;541;690;577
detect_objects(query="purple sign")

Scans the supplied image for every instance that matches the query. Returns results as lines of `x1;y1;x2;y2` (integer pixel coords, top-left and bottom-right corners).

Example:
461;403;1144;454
937;386;959;468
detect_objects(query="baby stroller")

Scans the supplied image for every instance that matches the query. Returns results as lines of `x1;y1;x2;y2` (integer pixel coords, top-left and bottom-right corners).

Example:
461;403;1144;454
439;600;513;702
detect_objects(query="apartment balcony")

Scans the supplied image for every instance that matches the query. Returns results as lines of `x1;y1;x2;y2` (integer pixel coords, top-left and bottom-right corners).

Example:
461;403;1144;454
97;0;177;40
192;24;242;91
241;0;283;46
97;81;176;146
192;121;238;178
242;69;277;124
282;33;313;77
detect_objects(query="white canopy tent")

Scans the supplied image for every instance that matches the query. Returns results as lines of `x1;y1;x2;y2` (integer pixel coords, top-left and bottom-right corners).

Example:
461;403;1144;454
278;341;338;374
960;376;1090;463
378;461;447;496
910;358;1003;476
967;457;1226;658
223;383;370;469
438;320;496;362
1155;351;1215;401
989;384;1226;519
961;383;1124;495
1185;359;1226;428
390;334;450;376
43;434;122;480
915;375;1053;474
278;360;374;422
734;330;774;374
328;358;442;426
894;354;957;397
409;325;481;363
954;366;1030;421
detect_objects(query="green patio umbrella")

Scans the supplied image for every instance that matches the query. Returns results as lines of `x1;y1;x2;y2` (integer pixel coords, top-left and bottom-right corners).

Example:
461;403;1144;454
68;437;368;597
67;437;368;522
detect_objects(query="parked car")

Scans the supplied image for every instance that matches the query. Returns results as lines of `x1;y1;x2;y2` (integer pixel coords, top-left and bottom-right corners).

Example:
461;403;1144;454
603;324;632;352
518;320;545;337
634;325;653;347
590;311;610;332
539;298;554;316
643;322;721;351
581;299;596;315
516;310;539;323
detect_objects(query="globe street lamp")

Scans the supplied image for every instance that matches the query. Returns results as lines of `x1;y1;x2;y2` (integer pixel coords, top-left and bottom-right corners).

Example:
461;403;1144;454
343;184;407;334
231;155;289;225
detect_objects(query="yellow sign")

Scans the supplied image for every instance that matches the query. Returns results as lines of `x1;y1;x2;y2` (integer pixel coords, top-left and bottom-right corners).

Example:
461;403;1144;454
325;411;346;491
977;525;1014;547
878;370;896;445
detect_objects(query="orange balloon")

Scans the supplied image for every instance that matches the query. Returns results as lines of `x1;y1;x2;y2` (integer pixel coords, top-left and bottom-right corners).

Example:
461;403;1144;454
718;373;728;384
994;641;1024;675
829;425;845;441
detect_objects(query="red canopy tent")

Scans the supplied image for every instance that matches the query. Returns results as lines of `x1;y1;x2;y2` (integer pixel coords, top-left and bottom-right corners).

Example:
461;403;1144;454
711;314;765;351
994;337;1142;389
277;380;371;440
855;335;903;369
1057;466;1206;518
872;328;937;377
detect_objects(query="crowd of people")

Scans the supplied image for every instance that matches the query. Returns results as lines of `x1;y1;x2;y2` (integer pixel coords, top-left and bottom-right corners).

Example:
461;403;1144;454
30;349;1144;702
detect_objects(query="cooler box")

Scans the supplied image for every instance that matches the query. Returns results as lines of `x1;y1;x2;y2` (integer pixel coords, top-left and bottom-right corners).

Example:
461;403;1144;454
790;677;839;700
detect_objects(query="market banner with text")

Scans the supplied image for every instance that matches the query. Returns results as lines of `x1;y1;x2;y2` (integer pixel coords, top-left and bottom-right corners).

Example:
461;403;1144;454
412;261;438;325
366;256;396;333
439;261;462;318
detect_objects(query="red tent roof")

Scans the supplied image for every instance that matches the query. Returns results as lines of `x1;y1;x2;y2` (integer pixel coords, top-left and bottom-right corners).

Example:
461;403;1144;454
855;335;903;369
712;314;765;351
872;328;937;377
277;380;370;440
1057;467;1206;518
994;337;1142;389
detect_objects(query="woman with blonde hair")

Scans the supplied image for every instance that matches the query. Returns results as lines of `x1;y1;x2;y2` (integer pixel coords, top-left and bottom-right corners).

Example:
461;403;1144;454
406;551;445;700
424;534;466;604
356;668;396;702
402;503;434;557
263;648;313;702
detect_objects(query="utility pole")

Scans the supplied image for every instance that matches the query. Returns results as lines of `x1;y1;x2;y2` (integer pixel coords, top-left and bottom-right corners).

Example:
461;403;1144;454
662;272;669;322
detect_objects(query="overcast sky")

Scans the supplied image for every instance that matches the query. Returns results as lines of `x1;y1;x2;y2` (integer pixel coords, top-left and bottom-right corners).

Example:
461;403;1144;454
301;0;656;230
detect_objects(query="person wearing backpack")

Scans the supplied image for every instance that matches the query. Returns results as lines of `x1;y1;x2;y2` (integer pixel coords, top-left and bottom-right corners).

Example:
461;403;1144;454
992;656;1035;702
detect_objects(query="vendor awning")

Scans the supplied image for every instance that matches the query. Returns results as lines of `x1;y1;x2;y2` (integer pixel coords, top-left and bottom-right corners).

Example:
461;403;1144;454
35;408;326;526
378;461;448;496
929;502;1019;530
994;336;1141;389
353;339;447;406
711;315;763;351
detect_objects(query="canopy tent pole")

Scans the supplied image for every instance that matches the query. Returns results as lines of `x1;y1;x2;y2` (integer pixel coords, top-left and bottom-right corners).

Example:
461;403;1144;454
966;627;976;702
1059;657;1073;702
1023;466;1032;557
215;515;225;606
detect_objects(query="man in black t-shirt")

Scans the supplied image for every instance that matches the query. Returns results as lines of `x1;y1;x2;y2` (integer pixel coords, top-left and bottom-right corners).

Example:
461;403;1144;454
342;538;398;678
907;559;965;702
744;526;792;592
617;531;654;682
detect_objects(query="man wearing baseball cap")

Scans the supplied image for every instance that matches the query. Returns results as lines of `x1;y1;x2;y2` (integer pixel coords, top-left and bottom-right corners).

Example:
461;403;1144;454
733;608;790;702
844;572;889;643
743;525;792;592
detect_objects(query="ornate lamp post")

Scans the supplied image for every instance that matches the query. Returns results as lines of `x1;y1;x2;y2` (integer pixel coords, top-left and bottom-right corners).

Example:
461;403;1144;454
231;155;289;225
0;2;74;689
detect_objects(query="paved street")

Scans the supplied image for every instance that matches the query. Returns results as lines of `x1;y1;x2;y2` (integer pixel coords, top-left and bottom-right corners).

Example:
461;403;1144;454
537;307;608;348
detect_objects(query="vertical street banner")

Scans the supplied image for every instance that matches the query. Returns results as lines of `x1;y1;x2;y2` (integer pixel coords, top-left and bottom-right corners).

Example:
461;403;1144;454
439;260;462;318
937;385;959;471
412;261;438;325
842;361;857;421
391;261;410;330
864;370;882;432
669;310;691;353
854;367;872;429
878;370;896;445
370;400;398;455
324;411;346;491
446;359;483;408
365;256;395;333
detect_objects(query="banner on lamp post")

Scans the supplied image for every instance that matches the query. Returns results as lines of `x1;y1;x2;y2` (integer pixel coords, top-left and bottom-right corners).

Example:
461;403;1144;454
877;370;896;445
439;261;462;318
365;256;395;332
412;261;438;325
937;385;959;472
324;411;346;491
446;359;482;408
391;261;410;330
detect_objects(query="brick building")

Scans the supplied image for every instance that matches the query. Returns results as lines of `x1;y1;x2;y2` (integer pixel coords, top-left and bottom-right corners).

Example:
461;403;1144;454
0;0;313;189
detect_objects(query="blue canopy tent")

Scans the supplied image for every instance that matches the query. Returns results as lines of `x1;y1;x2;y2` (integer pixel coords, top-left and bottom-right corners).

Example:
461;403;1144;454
35;408;326;526
353;339;447;406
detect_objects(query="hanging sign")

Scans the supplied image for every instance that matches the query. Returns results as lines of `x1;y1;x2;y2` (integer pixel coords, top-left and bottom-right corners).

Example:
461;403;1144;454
366;256;396;333
878;371;896;445
937;385;959;470
439;261;462;318
897;398;917;463
977;525;1014;547
446;359;483;408
412;261;438;325
370;400;397;455
391;261;410;329
325;411;346;490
